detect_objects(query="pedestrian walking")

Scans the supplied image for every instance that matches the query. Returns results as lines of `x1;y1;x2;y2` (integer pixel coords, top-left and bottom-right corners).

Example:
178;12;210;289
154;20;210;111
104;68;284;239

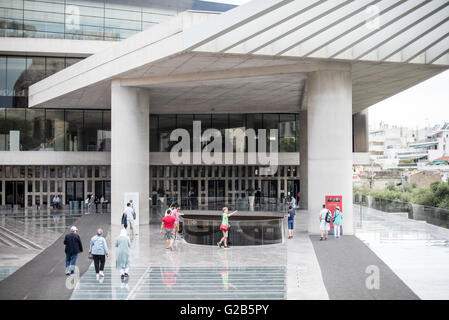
123;203;135;237
333;206;343;238
319;204;332;241
172;204;184;240
217;207;238;249
285;205;296;239
89;228;109;281
160;209;176;250
64;226;83;276
289;195;296;209
115;228;131;279
121;210;128;229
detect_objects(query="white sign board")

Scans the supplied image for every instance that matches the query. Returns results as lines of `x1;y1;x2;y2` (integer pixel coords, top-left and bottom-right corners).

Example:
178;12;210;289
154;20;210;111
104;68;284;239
10;130;20;151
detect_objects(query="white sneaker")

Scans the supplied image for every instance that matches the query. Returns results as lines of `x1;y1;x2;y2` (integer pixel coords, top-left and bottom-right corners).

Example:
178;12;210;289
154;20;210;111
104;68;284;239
96;274;100;280
99;271;104;277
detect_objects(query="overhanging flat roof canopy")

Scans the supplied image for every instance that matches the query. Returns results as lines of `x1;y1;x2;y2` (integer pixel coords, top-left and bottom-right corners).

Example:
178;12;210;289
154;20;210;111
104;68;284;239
29;0;449;113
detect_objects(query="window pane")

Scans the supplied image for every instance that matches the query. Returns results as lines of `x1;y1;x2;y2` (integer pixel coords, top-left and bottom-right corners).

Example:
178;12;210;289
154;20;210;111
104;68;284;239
158;114;176;152
26;57;46;86
0;57;7;101
6;57;27;99
279;114;297;152
23;109;45;150
45;109;65;151
46;57;65;76
5;108;25;150
65;110;83;151
263;114;279;151
83;110;102;151
101;111;111;151
0;109;6;150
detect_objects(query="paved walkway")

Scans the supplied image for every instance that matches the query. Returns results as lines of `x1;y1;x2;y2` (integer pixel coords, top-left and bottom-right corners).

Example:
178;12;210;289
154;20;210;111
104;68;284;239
354;205;449;299
70;211;329;300
0;212;110;300
310;234;418;300
4;204;448;300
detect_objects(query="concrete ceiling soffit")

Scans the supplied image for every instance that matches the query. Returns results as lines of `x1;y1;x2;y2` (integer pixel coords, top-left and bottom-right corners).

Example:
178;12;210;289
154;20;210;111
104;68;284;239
191;0;449;66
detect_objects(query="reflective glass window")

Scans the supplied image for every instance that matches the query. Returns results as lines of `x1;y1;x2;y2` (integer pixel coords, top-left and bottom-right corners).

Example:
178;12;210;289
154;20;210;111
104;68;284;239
263;114;279;152
45;109;65;151
0;108;6;150
23;109;45;150
46;57;65;76
26;57;46;87
6;57;27;98
158;114;176;152
150;114;158;152
5;108;25;150
65;110;83;151
83;110;102;151
279;114;296;152
0;57;7;101
101;111;111;151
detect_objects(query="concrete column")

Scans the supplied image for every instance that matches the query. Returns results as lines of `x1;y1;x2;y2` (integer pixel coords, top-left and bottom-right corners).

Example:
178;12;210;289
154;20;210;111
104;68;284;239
353;110;369;152
111;81;150;228
307;69;353;234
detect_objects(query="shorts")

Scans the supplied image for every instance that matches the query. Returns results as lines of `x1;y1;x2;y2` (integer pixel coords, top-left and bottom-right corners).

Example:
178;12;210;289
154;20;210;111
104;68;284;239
174;222;179;232
222;230;228;237
320;221;330;231
288;220;294;230
164;228;174;240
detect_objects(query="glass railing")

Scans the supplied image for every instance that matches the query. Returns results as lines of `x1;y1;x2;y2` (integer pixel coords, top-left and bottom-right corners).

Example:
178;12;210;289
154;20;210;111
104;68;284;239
182;216;284;246
149;197;295;224
354;194;449;229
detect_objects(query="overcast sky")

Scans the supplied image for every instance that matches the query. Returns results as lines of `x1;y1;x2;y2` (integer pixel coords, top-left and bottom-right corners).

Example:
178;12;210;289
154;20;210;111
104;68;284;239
207;0;449;129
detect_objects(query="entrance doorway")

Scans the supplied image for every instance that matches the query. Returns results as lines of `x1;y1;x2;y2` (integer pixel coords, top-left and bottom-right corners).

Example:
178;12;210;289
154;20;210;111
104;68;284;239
5;181;24;208
287;179;300;206
261;180;278;204
95;180;111;202
66;181;84;205
208;180;225;210
181;180;198;209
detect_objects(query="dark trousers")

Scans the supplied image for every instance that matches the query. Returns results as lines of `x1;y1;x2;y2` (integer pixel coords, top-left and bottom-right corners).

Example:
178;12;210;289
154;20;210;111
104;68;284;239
92;254;105;274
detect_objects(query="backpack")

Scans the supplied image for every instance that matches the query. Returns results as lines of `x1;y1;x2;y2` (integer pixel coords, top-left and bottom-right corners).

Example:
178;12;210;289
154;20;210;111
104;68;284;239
325;210;332;223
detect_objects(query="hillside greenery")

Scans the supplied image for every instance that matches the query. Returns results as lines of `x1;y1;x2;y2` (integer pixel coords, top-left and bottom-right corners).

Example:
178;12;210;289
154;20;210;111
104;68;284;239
354;180;449;210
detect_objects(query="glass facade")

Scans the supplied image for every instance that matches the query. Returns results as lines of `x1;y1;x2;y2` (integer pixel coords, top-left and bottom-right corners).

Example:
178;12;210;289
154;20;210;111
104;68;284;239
0;55;84;108
0;108;110;151
0;0;235;41
150;113;300;153
0;164;111;207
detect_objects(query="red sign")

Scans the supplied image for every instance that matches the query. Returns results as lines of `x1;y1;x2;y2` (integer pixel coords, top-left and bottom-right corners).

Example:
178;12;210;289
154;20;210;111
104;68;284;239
325;195;342;230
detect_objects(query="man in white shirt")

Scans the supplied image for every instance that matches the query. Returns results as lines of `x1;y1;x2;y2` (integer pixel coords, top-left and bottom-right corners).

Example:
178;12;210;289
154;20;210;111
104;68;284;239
124;203;135;236
319;204;331;241
290;195;296;209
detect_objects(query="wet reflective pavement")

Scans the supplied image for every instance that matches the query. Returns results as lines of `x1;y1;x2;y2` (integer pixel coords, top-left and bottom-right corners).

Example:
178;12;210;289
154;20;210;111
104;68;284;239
71;266;286;300
354;205;449;300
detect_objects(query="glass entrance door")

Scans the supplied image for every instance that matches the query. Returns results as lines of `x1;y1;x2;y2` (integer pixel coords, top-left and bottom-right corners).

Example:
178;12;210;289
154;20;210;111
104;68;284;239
66;181;84;205
5;181;24;208
287;179;300;206
261;180;278;204
181;180;198;209
208;180;225;210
